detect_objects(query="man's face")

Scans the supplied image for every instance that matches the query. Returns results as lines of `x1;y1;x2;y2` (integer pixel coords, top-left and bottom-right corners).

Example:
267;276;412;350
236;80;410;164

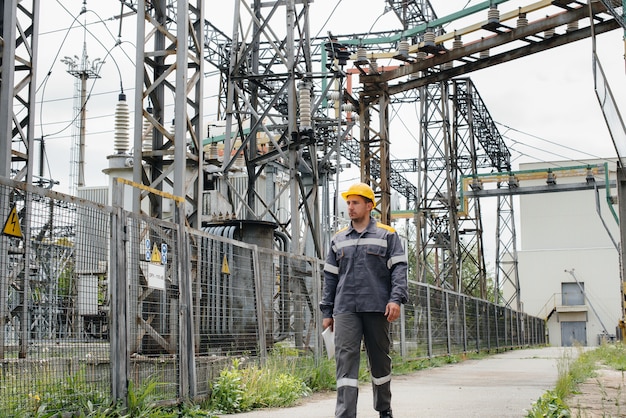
345;195;372;221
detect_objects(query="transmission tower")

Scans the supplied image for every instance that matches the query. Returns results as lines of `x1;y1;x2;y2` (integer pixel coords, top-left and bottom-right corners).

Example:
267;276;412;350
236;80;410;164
217;0;323;257
61;43;103;196
0;0;39;183
0;0;41;359
125;0;205;227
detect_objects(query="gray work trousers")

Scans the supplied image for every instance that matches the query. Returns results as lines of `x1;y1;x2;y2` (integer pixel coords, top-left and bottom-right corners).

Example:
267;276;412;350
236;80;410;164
333;312;392;418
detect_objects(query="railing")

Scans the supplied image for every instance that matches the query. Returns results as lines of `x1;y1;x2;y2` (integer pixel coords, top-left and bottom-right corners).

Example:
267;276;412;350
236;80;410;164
537;293;562;320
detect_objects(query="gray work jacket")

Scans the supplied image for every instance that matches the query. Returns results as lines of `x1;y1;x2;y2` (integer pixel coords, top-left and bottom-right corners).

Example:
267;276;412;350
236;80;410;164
320;217;408;319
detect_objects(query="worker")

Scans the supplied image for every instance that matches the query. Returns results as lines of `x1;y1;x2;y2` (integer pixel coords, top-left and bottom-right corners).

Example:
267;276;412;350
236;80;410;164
320;182;409;418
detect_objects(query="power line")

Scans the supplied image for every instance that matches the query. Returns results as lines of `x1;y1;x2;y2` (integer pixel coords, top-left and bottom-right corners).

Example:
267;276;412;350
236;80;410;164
497;121;606;160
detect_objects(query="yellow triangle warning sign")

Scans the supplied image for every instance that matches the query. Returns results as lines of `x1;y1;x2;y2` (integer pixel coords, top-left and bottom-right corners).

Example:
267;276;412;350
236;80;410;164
3;206;23;239
221;255;230;274
150;243;162;264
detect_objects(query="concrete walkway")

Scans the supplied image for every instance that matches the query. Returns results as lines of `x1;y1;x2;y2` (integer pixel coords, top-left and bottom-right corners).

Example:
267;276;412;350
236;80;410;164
218;346;575;418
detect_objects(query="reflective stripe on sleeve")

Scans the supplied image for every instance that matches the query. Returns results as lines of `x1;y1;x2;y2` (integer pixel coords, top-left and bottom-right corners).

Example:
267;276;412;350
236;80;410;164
336;377;359;388
387;254;407;269
324;262;339;275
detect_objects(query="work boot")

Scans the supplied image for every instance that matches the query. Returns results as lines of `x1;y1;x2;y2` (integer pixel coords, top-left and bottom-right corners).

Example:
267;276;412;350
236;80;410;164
379;409;393;418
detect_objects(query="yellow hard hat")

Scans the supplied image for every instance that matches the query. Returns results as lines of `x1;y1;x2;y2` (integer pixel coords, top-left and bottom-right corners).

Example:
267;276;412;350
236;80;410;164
341;182;376;208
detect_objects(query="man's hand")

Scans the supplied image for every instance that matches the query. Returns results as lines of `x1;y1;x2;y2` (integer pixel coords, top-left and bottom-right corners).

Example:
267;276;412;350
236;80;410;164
323;317;334;332
384;302;401;322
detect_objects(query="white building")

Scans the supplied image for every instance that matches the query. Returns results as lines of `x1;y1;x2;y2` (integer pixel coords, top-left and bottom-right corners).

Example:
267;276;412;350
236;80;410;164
515;159;621;346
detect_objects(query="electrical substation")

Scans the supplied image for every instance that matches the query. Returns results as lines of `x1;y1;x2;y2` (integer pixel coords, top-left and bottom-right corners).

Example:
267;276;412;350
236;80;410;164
1;0;626;411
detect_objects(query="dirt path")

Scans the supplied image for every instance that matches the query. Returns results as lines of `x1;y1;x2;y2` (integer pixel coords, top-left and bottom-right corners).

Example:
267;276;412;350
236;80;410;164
567;366;626;417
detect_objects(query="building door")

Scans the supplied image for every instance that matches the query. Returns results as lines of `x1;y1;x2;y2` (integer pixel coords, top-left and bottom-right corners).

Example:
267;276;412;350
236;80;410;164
561;321;587;346
562;282;584;305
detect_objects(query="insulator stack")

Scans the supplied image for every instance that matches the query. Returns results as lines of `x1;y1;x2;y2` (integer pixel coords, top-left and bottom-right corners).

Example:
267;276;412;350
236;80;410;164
397;40;409;57
356;46;368;64
424;31;436;47
299;82;312;130
369;59;378;74
567;20;579;32
487;6;500;24
114;93;130;154
142;107;153;151
452;35;463;50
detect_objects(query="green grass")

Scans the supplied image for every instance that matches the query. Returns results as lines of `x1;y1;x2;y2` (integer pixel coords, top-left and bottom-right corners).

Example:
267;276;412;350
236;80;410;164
202;346;492;414
527;343;626;418
0;346;519;417
0;365;112;417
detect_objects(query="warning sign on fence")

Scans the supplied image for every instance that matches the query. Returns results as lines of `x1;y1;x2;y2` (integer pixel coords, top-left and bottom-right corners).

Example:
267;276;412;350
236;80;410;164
221;255;230;275
2;206;22;239
150;243;162;264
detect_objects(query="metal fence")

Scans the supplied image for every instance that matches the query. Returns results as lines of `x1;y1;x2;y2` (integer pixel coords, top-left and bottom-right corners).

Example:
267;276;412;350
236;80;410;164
0;178;113;414
0;176;545;415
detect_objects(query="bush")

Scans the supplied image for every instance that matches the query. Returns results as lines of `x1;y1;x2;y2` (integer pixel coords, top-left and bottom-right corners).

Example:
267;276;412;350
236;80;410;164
208;358;311;413
526;390;571;418
209;365;248;413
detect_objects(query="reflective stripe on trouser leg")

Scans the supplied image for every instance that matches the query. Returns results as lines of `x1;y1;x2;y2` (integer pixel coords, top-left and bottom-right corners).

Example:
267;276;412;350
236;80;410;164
362;312;392;412
334;312;363;418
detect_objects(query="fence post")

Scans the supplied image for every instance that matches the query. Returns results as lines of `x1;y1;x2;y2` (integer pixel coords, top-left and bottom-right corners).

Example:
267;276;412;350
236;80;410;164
445;291;451;355
177;202;196;399
504;307;509;348
110;179;128;405
19;188;33;358
494;305;499;350
314;260;323;362
426;285;432;358
462;296;467;353
0;185;9;359
252;246;267;362
486;303;491;351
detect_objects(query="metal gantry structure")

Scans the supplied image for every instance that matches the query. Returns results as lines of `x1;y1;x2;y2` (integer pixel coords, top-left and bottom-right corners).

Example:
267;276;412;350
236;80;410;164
338;0;622;305
1;1;625;335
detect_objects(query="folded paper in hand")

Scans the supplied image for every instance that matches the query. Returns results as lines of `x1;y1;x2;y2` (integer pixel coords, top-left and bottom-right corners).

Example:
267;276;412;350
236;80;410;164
322;327;335;359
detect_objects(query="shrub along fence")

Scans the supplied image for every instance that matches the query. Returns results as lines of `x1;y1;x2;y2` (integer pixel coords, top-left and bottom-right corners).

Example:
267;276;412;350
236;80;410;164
0;176;545;415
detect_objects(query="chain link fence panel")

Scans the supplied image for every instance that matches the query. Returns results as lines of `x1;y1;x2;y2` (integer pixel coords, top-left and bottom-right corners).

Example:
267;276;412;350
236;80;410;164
0;177;545;414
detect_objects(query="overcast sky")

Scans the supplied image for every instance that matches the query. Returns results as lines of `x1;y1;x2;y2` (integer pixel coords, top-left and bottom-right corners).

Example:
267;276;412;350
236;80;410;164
34;0;626;194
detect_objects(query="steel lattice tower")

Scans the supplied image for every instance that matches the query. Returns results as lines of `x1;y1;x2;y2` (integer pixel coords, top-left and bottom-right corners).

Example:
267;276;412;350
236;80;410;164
0;0;39;184
124;0;205;227
0;0;41;359
219;0;324;257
